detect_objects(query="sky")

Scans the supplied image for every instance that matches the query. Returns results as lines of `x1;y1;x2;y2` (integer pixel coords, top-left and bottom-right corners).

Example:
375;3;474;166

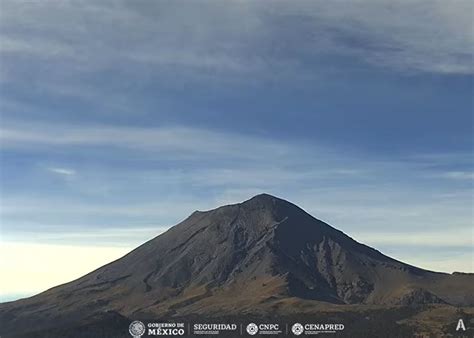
0;0;473;301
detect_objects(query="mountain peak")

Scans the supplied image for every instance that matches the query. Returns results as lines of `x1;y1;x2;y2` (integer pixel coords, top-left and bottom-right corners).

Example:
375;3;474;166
241;193;286;208
239;193;301;212
1;194;473;338
247;192;279;201
192;193;285;216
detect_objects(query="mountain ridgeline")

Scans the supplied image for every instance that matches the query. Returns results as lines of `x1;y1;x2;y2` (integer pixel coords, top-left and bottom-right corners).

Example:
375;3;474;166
1;194;473;337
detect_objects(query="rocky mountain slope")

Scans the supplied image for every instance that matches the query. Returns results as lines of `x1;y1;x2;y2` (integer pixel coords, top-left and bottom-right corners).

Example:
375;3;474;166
1;194;472;336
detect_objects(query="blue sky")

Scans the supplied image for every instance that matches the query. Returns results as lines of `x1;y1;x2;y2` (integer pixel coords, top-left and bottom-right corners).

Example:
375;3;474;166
0;1;473;300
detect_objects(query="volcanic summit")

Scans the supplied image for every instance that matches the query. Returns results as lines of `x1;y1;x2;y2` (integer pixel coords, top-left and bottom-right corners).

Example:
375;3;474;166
1;194;473;337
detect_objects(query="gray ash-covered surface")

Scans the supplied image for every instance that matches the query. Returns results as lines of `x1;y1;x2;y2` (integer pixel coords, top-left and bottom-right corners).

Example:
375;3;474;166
1;194;473;337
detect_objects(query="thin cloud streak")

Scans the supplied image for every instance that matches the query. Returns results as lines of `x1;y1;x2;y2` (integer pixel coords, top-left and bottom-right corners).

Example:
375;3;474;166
2;122;472;172
1;122;471;241
354;230;473;248
0;123;292;160
1;0;472;80
48;167;76;176
439;171;474;180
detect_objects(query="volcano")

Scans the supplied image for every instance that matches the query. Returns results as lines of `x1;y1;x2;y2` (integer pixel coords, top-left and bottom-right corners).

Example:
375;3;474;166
1;194;473;337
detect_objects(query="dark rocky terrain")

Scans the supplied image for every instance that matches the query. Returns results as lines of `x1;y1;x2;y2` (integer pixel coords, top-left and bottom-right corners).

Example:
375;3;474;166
1;193;473;337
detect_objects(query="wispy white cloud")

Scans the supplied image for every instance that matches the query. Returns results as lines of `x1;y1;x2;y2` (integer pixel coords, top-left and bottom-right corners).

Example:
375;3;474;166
2;226;166;248
353;230;473;248
0;0;472;81
0;123;292;161
3;122;470;178
439;171;474;180
316;0;473;74
0;198;211;223
346;229;473;272
1;123;471;239
0;36;76;59
48;167;76;176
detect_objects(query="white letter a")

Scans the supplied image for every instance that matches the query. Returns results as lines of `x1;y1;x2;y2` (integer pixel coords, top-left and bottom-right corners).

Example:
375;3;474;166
456;319;466;331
